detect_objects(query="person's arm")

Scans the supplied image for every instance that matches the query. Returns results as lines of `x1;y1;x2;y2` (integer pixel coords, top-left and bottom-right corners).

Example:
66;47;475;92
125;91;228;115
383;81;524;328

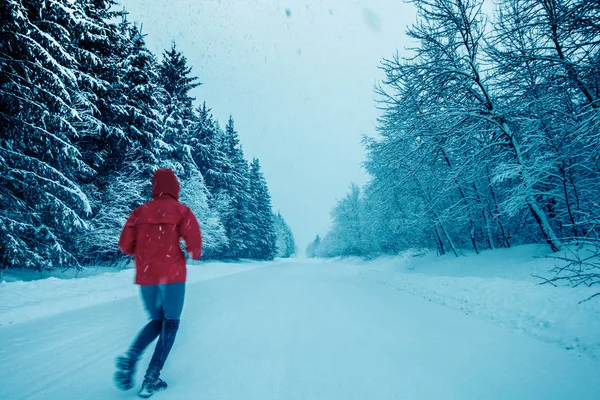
181;207;202;260
118;210;138;256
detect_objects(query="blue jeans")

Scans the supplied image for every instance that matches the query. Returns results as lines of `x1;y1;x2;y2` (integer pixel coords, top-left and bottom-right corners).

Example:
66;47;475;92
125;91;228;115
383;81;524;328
127;283;185;381
141;283;186;320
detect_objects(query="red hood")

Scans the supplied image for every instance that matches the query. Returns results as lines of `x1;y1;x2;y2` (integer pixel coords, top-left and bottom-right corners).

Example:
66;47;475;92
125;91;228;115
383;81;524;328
152;168;180;200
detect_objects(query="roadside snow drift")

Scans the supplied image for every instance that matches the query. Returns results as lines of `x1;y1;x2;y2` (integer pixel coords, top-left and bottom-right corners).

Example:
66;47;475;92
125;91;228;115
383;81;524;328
357;245;600;360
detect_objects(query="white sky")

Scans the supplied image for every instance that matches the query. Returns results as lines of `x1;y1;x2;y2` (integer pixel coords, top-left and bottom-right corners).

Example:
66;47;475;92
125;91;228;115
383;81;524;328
118;0;415;251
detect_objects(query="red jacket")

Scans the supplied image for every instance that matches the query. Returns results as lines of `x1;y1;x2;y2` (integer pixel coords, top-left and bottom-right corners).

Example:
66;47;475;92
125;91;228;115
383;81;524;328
119;169;202;285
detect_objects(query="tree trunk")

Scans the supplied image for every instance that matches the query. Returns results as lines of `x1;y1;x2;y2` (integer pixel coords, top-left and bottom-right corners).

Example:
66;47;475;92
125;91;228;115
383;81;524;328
501;121;562;251
527;199;562;252
434;226;445;256
559;161;577;237
437;217;459;257
485;166;511;248
473;182;494;250
416;177;459;257
439;146;479;254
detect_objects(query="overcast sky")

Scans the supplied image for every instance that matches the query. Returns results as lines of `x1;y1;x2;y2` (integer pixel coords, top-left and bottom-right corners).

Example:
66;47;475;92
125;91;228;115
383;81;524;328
118;0;415;252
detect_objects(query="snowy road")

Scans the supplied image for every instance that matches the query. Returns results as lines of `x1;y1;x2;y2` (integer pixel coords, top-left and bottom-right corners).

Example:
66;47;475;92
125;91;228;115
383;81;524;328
1;261;599;400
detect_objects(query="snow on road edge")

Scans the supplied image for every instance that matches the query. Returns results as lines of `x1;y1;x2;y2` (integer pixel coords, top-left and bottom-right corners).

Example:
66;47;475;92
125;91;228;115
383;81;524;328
355;248;600;361
0;261;269;327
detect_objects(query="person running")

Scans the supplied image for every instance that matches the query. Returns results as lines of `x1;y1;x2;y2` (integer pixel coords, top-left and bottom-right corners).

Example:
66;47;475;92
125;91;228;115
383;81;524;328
114;168;202;398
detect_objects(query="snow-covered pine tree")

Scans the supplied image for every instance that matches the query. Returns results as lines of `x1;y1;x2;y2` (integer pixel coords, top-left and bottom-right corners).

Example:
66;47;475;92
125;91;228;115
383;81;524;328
70;7;161;182
77;16;166;263
153;41;233;257
274;212;296;258
156;41;201;170
179;167;228;259
218;116;253;259
190;102;232;193
0;0;96;271
247;158;277;260
186;106;237;259
77;157;148;265
305;235;321;258
159;42;201;108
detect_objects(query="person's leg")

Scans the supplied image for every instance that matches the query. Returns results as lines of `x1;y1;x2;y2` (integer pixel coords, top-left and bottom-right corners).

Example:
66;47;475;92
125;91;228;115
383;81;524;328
115;285;164;391
162;282;185;321
128;285;164;360
143;282;185;383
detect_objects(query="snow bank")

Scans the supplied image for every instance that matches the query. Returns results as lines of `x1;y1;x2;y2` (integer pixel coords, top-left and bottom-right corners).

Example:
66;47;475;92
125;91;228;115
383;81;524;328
356;245;600;360
0;261;268;327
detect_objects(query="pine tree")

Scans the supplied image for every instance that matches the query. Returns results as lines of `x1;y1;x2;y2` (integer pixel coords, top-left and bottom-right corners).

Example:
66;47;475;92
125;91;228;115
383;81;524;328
157;41;202;178
0;0;96;271
248;159;277;260
189;102;232;192
158;41;199;158
179;168;228;259
72;7;161;182
77;16;166;262
274;212;296;258
0;1;281;270
305;235;321;258
77;156;148;265
218;116;253;259
159;42;201;108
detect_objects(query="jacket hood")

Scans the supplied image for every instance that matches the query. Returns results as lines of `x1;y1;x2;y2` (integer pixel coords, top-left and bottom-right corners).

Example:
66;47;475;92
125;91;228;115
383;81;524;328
152;168;180;200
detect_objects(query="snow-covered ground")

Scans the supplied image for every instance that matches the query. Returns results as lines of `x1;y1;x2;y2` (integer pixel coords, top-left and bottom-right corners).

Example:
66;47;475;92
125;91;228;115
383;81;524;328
355;244;600;360
0;260;270;327
1;250;599;399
